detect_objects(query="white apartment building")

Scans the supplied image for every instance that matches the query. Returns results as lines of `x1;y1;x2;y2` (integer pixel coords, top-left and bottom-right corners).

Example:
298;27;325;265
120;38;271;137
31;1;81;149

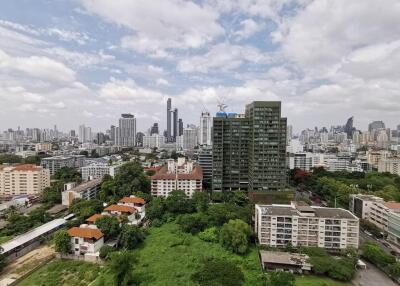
78;125;92;143
0;164;50;197
349;194;400;233
81;163;123;181
378;157;400;176
41;155;85;176
177;127;198;150
288;153;319;171
68;224;104;256
143;134;165;149
151;158;203;198
255;202;359;250
61;179;102;206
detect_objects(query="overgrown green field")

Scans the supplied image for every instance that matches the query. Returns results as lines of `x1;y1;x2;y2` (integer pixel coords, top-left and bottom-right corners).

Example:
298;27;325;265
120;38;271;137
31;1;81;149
296;275;351;286
17;260;101;286
18;222;353;286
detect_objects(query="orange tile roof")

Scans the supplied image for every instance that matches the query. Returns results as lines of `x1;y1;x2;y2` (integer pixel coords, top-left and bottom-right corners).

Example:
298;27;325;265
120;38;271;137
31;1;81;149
384;202;400;209
104;204;137;214
68;227;103;240
119;197;145;205
0;164;42;172
86;214;104;223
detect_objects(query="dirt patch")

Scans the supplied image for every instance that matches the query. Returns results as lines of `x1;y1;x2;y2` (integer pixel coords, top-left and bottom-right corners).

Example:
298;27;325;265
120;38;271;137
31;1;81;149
0;244;55;285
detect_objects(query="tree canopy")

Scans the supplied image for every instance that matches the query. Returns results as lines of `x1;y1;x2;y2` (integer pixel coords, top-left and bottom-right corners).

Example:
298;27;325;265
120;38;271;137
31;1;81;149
219;219;250;254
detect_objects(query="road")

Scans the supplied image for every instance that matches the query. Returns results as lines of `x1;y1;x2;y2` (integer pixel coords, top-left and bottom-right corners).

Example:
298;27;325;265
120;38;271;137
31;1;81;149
353;261;398;286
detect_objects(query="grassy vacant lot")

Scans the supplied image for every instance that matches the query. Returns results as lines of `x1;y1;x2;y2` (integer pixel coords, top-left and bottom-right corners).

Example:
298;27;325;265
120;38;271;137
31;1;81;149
17;260;101;286
296;275;352;286
17;222;354;286
94;222;265;286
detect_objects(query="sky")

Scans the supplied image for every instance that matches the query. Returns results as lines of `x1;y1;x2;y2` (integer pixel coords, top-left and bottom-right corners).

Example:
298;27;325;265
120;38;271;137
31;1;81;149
1;0;400;134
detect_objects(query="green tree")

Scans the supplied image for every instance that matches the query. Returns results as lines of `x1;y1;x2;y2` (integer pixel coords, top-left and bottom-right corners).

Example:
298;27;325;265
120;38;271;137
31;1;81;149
113;162;150;196
176;213;208;234
267;272;295;286
0;251;7;272
53;167;81;183
198;227;219;243
54;230;71;254
219;219;250;254
362;241;396;267
41;181;63;205
70;199;103;220
120;225;145;250
227;191;249;206
191;258;245;286
109;251;136;286
191;191;209;212
99;245;116;260
95;216;121;239
146;197;166;221
165;190;194;214
0;154;22;164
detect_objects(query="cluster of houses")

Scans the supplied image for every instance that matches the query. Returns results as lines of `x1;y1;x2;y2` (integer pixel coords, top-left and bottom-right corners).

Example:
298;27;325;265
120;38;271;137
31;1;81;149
67;195;145;260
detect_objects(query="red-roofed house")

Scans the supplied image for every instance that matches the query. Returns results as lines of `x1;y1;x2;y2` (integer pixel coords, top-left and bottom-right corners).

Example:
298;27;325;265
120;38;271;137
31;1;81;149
68;225;104;256
119;196;145;212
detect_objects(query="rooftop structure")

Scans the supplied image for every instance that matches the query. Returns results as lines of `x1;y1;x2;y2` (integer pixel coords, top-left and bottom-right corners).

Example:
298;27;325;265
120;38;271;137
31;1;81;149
259;251;311;273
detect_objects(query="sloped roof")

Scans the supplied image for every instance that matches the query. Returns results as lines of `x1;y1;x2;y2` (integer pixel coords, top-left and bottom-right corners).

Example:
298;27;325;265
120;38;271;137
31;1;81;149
68;227;103;240
104;204;137;214
119;197;145;205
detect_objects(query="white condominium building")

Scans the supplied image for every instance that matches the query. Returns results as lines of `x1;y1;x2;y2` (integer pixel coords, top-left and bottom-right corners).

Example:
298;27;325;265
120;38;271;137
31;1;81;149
150;158;203;198
255;202;359;250
349;194;400;244
0;164;50;197
378;157;400;176
81;163;123;181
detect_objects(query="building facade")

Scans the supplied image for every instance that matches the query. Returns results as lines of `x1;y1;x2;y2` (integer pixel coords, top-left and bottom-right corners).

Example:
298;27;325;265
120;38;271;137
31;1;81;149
199;111;212;146
116;113;136;147
41;155;85;176
151;158;203;198
255;202;359;250
212;101;287;192
61;179;102;206
378;157;400;176
0;164;50;197
81;163;123;181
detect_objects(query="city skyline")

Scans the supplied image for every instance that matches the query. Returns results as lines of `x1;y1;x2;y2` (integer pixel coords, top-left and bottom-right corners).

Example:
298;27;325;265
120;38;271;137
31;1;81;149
1;1;400;132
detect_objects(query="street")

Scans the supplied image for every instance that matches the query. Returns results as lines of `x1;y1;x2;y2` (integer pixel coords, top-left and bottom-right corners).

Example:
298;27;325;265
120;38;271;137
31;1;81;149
352;261;398;286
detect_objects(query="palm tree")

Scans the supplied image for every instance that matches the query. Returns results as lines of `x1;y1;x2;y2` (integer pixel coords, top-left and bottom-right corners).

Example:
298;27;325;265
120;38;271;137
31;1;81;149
109;250;136;286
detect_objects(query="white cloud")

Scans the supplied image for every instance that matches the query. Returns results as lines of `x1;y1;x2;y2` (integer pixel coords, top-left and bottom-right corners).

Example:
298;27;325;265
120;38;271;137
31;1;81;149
156;78;170;86
0;49;76;82
177;43;268;73
234;19;263;39
44;28;91;45
98;78;165;104
80;0;224;56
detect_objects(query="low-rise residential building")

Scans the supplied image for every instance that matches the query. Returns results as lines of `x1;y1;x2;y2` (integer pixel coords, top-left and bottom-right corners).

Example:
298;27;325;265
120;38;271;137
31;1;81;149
68;225;104;256
259;251;312;273
86;214;105;225
349;194;400;244
41;155;85;176
255;202;359;250
118;196;145;213
35;143;52;152
81;162;123;181
151;158;203;198
61;179;102;206
103;204;137;219
0;164;50;197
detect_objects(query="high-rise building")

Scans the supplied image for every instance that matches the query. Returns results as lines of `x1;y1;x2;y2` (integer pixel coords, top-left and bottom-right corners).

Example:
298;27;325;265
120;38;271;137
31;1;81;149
198;146;212;188
116;114;136;147
110;125;116;145
167;98;172;141
199;111;212;146
178;119;184;136
344;116;354;139
173;108;178;140
150;123;159;135
368;121;385;132
136;132;144;147
212;101;287;192
78;125;92;143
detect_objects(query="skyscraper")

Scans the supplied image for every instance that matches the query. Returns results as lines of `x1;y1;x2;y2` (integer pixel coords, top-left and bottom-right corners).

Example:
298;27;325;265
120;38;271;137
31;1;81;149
199;111;212;146
344;116;354;139
178;119;183;136
212;101;287;192
150;123;159;135
78;125;92;143
167;98;172;141
368;121;385;132
173;108;178;140
116;114;136;147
